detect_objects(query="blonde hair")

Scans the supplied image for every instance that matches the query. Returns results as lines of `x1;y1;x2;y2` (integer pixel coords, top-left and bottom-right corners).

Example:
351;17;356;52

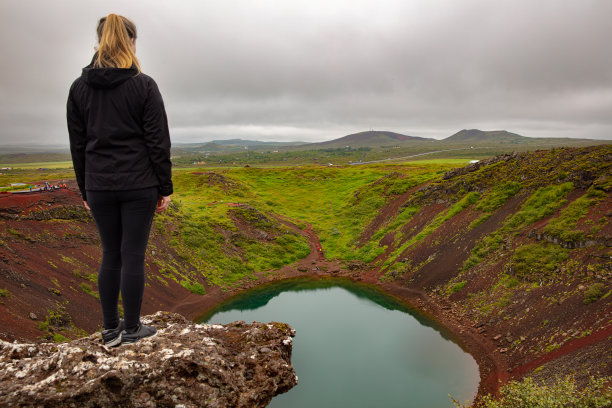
94;14;141;72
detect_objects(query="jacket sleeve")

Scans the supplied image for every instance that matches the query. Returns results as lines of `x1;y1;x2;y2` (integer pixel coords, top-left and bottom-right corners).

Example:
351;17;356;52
66;82;88;201
142;78;173;196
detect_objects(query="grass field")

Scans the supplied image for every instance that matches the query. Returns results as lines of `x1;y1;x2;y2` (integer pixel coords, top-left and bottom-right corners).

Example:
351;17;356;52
169;161;454;273
0;161;74;169
405;158;477;165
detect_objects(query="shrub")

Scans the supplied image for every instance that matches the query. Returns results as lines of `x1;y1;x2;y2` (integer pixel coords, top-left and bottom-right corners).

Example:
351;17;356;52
52;333;69;343
181;281;206;295
46;303;72;328
37;303;72;333
0;288;9;297
583;283;605;304
452;375;611;408
450;281;467;293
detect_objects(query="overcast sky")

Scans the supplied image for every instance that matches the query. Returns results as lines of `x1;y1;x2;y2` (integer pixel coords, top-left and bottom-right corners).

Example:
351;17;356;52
1;0;611;146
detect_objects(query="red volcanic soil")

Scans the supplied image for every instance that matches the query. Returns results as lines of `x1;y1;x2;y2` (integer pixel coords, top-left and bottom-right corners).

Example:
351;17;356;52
0;185;207;342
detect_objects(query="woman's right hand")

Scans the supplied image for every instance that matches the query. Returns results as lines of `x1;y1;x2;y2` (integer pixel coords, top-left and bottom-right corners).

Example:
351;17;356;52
83;201;91;211
156;195;171;213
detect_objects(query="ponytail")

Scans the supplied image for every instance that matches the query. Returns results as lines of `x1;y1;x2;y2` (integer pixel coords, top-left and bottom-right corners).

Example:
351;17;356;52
94;14;141;73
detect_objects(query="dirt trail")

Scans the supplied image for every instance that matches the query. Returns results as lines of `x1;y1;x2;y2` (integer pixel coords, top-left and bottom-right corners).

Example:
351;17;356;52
273;214;325;261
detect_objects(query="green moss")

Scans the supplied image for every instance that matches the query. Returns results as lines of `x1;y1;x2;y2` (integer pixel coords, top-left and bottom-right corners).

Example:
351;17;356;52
0;288;9;304
462;183;573;272
181;281;206;295
544;343;561;353
353;241;386;263
506;183;574;229
469;181;522;228
384;192;479;268
476;181;522;213
507;243;569;282
373;205;420;243
583;283;606;304
84;273;97;283
7;227;27;239
79;283;100;300
543;190;602;242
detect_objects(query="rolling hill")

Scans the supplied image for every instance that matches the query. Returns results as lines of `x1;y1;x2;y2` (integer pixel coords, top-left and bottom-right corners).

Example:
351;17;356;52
442;129;607;147
443;129;528;144
294;130;434;149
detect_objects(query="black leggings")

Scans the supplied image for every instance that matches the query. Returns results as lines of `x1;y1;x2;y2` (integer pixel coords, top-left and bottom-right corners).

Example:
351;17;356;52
87;187;158;331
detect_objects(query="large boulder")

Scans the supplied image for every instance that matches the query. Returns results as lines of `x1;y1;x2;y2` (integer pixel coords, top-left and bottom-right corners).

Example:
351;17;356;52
0;312;297;407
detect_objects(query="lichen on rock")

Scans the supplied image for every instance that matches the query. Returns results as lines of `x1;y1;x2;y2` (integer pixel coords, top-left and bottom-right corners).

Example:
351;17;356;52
0;312;297;407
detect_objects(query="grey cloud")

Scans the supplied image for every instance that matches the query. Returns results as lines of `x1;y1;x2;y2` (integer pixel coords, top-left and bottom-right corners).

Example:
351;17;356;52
0;0;611;147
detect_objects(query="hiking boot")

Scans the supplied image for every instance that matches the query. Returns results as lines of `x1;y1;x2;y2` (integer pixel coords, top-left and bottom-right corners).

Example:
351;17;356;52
121;323;157;344
101;320;124;347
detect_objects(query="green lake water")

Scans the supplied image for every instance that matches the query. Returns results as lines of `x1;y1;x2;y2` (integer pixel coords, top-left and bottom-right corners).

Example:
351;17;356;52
199;278;479;408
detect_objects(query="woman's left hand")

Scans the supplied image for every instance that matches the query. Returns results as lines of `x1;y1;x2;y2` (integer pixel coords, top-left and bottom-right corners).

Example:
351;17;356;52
156;195;171;213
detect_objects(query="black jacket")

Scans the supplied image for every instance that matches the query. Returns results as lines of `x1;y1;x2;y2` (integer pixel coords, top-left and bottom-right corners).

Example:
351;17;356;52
67;58;173;201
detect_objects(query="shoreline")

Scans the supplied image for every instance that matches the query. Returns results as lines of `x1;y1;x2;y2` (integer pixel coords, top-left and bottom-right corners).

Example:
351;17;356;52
170;261;507;401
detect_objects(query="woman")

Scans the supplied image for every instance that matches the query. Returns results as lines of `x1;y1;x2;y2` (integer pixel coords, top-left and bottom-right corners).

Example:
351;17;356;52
67;14;173;346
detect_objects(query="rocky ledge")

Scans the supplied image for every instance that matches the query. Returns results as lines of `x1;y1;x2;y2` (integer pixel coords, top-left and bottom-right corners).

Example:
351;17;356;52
0;312;297;408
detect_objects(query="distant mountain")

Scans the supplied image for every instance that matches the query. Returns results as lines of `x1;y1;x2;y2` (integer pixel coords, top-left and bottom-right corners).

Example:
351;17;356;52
443;129;528;144
300;130;433;148
441;129;609;148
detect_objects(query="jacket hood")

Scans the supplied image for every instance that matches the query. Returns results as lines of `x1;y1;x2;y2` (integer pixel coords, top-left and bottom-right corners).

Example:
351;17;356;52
81;54;138;89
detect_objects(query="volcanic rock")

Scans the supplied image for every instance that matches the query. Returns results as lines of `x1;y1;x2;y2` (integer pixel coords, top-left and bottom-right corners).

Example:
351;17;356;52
0;311;297;408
